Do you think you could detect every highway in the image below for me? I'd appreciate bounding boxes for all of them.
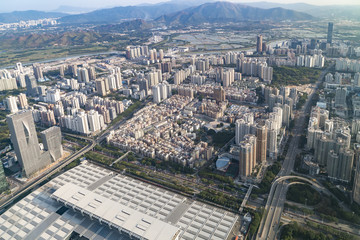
[256,64,333,240]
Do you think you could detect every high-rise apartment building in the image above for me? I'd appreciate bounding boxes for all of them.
[4,96,18,113]
[239,142,252,177]
[33,64,43,80]
[235,119,251,145]
[25,75,38,97]
[16,62,24,74]
[18,93,28,109]
[161,62,172,73]
[88,110,101,133]
[256,124,267,163]
[59,65,65,77]
[327,148,354,182]
[239,134,257,177]
[88,66,96,80]
[152,85,161,103]
[335,87,347,108]
[213,87,226,102]
[96,79,109,97]
[77,68,90,83]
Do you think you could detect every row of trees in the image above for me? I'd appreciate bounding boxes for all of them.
[196,189,241,210]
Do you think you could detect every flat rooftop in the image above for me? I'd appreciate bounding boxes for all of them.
[0,161,239,240]
[52,183,180,240]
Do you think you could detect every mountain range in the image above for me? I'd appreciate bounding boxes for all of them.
[242,1,360,20]
[59,3,193,24]
[155,2,313,26]
[1,1,359,26]
[59,1,313,25]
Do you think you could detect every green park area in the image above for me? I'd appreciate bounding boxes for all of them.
[272,66,322,87]
[286,184,321,206]
[280,222,356,240]
[285,181,360,225]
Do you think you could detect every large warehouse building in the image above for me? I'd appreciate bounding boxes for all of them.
[0,162,239,240]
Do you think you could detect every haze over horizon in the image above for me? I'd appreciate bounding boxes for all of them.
[1,0,360,13]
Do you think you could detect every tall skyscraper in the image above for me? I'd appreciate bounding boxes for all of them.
[256,124,267,163]
[327,22,333,44]
[256,35,263,53]
[7,111,52,177]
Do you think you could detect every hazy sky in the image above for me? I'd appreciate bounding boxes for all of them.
[1,0,360,12]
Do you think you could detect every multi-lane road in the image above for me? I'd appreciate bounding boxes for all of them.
[257,64,333,240]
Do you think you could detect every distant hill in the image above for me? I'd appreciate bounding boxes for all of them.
[155,2,314,26]
[0,10,67,23]
[59,3,193,24]
[94,19,153,33]
[242,1,360,20]
[0,31,112,49]
[242,2,316,12]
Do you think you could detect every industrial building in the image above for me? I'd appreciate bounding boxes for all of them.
[0,162,239,240]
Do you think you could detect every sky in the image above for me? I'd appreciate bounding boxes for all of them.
[1,0,360,13]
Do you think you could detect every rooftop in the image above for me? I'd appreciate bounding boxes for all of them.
[0,161,239,240]
[52,183,180,240]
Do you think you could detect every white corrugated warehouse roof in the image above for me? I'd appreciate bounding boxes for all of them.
[52,183,180,240]
[0,162,239,240]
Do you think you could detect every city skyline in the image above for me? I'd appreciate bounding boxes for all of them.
[0,0,360,237]
[1,0,360,13]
